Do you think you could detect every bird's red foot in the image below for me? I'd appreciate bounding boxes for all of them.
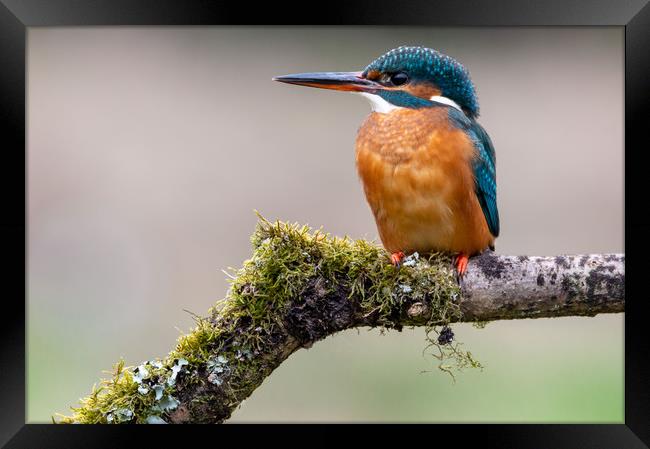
[454,252,470,278]
[390,251,405,267]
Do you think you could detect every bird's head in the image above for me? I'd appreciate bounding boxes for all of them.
[273,46,479,118]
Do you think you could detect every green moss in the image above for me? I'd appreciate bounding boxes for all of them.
[226,215,462,330]
[58,215,482,423]
[170,316,224,365]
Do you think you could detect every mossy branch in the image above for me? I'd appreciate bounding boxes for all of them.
[59,216,624,424]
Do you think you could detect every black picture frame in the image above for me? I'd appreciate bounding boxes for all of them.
[2,0,648,447]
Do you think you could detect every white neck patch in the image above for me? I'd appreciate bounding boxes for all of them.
[429,95,463,112]
[356,92,403,114]
[356,92,464,114]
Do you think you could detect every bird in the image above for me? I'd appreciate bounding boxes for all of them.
[273,46,499,277]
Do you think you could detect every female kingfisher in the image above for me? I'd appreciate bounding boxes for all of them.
[273,46,499,276]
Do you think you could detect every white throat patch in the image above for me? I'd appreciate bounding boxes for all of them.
[356,92,403,114]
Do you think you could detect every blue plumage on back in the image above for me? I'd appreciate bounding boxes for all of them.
[469,122,499,238]
[448,108,499,238]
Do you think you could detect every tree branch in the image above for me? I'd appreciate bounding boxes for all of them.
[460,252,624,320]
[60,218,624,424]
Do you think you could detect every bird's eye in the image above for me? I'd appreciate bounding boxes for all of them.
[389,72,409,86]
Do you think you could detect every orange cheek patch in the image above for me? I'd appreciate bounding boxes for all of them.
[402,82,441,100]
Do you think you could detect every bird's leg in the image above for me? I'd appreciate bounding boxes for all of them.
[453,252,470,279]
[390,251,406,268]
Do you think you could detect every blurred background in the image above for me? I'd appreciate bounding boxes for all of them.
[27,26,624,423]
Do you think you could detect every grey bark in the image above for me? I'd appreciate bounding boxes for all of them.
[459,252,625,320]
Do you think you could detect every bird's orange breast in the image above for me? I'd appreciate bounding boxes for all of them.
[355,107,494,255]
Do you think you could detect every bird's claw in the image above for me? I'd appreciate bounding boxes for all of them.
[453,253,469,282]
[390,251,405,268]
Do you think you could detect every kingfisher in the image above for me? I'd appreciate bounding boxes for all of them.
[273,46,499,276]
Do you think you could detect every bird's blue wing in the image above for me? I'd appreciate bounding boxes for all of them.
[468,121,500,238]
[447,107,500,238]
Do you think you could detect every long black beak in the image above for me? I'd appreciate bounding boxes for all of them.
[272,71,381,92]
